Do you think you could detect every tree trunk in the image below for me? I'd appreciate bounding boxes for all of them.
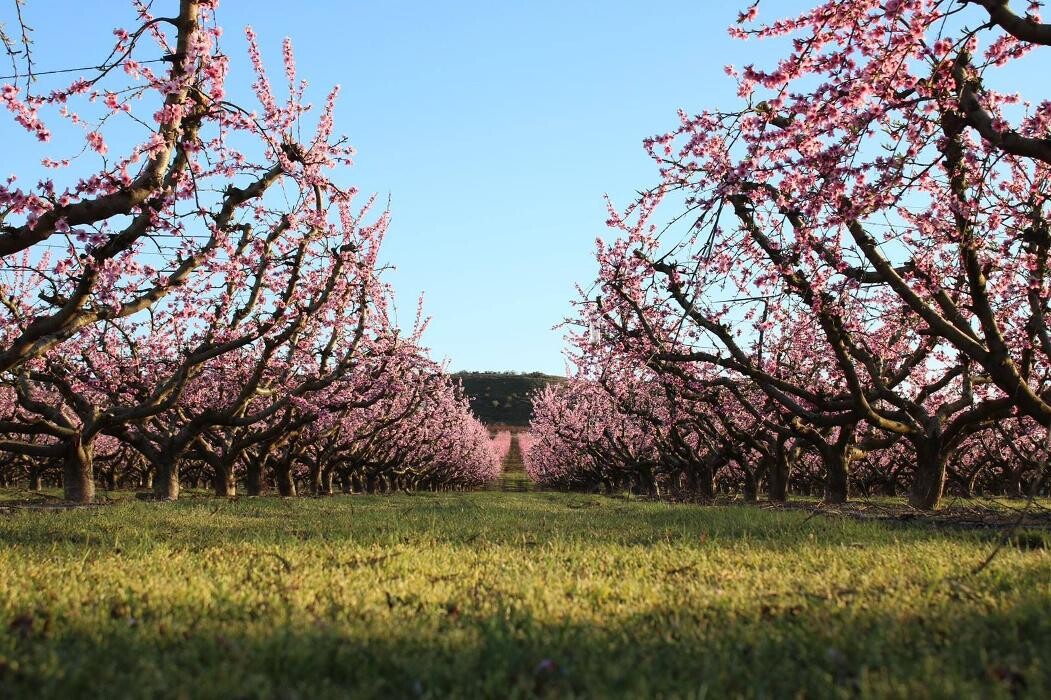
[29,471,42,491]
[742,470,758,503]
[908,438,946,510]
[322,469,335,496]
[768,447,790,503]
[245,461,263,496]
[62,437,95,504]
[1005,468,1023,499]
[695,461,715,500]
[153,456,180,501]
[309,461,323,496]
[823,452,850,505]
[276,463,296,497]
[212,461,237,498]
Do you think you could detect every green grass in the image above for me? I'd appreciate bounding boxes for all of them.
[0,491,1048,699]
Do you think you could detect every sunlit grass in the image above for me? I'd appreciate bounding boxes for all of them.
[0,491,1048,698]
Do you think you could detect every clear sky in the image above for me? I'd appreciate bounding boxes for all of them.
[2,1,808,375]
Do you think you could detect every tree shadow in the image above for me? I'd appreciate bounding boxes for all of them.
[1,493,1048,697]
[1,593,1046,699]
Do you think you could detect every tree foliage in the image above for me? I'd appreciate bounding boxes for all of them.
[0,0,498,501]
[526,0,1051,509]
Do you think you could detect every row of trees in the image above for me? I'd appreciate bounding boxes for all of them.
[0,0,498,501]
[525,0,1051,509]
[525,373,1046,502]
[490,430,512,465]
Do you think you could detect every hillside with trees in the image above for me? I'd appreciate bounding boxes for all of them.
[455,372,564,426]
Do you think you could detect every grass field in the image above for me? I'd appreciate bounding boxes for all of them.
[0,490,1048,699]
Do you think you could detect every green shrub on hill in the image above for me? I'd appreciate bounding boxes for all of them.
[455,372,564,426]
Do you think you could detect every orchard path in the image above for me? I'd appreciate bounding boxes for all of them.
[490,432,533,493]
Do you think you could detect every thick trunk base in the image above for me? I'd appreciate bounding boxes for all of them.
[276,468,296,497]
[153,462,180,501]
[63,441,95,504]
[908,442,946,511]
[213,468,237,498]
[246,463,263,496]
[768,466,788,503]
[823,456,850,505]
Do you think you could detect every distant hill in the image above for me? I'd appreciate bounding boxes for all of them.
[455,371,565,427]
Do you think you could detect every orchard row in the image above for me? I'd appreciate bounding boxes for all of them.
[524,0,1051,509]
[0,1,501,502]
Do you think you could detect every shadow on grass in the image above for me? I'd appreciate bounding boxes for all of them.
[1,493,1049,697]
[1,594,1047,699]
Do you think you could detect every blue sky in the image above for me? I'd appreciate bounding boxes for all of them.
[2,1,805,374]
